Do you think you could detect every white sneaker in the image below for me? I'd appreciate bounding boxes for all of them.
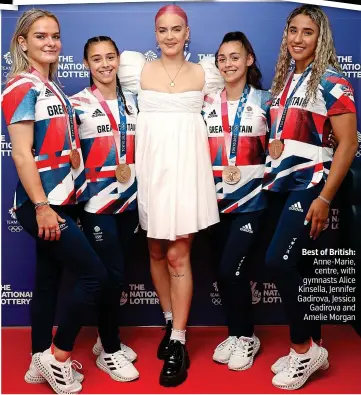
[228,335,260,371]
[272,343,328,390]
[271,354,329,374]
[25,357,48,384]
[96,350,139,382]
[92,337,137,362]
[33,352,82,394]
[213,336,238,364]
[25,350,84,384]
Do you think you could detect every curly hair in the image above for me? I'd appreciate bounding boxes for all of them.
[271,4,342,105]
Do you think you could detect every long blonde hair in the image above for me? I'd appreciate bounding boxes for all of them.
[271,5,342,104]
[8,9,60,81]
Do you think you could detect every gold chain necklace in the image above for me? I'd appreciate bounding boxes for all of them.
[160,59,185,87]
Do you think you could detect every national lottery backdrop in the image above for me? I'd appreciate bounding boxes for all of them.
[1,1,361,327]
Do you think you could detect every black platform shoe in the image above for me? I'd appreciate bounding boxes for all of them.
[159,340,190,387]
[157,320,172,360]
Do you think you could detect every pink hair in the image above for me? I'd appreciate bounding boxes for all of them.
[155,5,188,25]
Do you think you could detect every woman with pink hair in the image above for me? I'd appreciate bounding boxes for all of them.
[118,4,223,387]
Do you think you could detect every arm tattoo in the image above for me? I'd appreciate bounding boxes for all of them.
[171,272,185,278]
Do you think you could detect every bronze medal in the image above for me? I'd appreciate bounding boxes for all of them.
[115,164,131,183]
[69,149,81,169]
[269,140,284,160]
[222,166,241,185]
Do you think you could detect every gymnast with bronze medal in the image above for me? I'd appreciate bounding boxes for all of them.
[0,9,116,394]
[263,5,358,390]
[71,36,139,383]
[202,31,271,372]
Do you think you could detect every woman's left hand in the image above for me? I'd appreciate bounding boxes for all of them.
[328,132,338,150]
[305,198,330,240]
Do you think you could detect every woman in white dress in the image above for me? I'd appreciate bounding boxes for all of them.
[118,4,222,387]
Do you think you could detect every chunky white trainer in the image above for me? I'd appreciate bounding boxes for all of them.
[25,358,47,384]
[96,350,139,382]
[212,336,238,364]
[228,335,260,371]
[272,343,328,390]
[271,354,329,374]
[25,350,84,384]
[33,352,82,394]
[92,337,137,362]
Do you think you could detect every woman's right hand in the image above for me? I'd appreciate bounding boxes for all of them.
[35,206,66,241]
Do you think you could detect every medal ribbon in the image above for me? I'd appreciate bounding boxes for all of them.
[90,85,127,165]
[275,63,312,140]
[30,67,77,151]
[220,84,250,166]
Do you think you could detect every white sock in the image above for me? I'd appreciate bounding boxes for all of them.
[163,311,173,324]
[170,328,186,344]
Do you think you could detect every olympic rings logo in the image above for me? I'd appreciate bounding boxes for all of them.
[212,298,222,306]
[8,226,23,232]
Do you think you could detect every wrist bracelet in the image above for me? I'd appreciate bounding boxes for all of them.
[34,201,50,210]
[317,195,331,205]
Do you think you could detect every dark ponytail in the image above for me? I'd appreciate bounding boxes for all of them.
[215,31,263,90]
[84,36,131,115]
[116,75,131,115]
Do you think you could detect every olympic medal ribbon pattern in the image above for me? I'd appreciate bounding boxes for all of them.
[30,67,81,169]
[89,85,130,183]
[270,63,312,160]
[220,85,250,185]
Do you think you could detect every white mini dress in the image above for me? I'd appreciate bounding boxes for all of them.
[118,51,223,240]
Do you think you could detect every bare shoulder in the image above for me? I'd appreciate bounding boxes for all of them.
[141,59,161,77]
[188,61,205,76]
[143,59,161,70]
[185,61,205,85]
